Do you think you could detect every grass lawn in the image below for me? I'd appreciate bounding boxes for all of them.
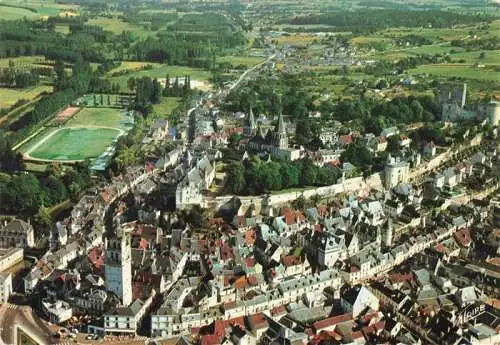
[54,24,70,35]
[449,50,500,65]
[28,127,122,161]
[109,65,212,92]
[410,64,500,81]
[67,107,132,129]
[0,85,52,109]
[106,61,162,75]
[87,16,154,38]
[217,55,265,67]
[0,5,39,20]
[153,97,181,118]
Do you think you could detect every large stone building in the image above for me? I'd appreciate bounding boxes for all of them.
[384,155,410,189]
[105,235,133,307]
[0,219,35,248]
[246,113,302,160]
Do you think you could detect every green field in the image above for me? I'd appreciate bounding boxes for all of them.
[0,5,39,20]
[109,65,212,92]
[106,61,162,75]
[0,85,53,109]
[218,56,265,67]
[87,16,153,38]
[28,127,121,161]
[67,107,130,128]
[153,97,181,118]
[21,107,133,162]
[410,64,500,81]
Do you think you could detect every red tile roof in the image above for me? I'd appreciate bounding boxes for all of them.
[453,228,472,247]
[200,334,223,345]
[281,255,301,267]
[247,313,269,330]
[340,134,352,146]
[313,313,353,332]
[88,247,104,270]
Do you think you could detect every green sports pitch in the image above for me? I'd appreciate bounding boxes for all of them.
[21,106,133,163]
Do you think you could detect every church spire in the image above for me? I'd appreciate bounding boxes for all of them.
[249,107,255,129]
[278,112,286,134]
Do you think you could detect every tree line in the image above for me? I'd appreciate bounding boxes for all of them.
[225,157,341,195]
[282,10,492,35]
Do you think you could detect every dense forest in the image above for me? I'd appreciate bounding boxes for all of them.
[281,10,492,34]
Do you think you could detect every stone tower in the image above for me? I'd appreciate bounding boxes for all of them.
[105,234,132,306]
[277,112,288,149]
[244,107,256,136]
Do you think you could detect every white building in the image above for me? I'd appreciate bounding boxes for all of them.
[105,292,154,335]
[42,299,72,324]
[0,273,12,303]
[105,235,132,307]
[0,248,23,272]
[385,155,410,189]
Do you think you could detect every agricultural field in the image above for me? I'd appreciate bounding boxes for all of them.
[109,65,212,92]
[106,61,162,75]
[0,5,39,20]
[275,33,320,47]
[0,1,79,20]
[20,107,134,162]
[409,64,500,81]
[217,56,266,68]
[0,85,52,110]
[87,16,154,38]
[0,56,49,68]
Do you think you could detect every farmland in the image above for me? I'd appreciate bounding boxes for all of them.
[109,65,212,92]
[0,85,53,110]
[409,64,500,81]
[0,5,39,20]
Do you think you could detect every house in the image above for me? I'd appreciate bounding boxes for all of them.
[443,168,458,188]
[423,142,437,157]
[151,119,169,141]
[340,286,379,318]
[0,219,35,248]
[74,289,108,314]
[398,135,411,148]
[381,127,399,138]
[105,292,155,335]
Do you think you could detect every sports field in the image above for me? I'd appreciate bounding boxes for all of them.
[27,127,122,161]
[21,107,133,162]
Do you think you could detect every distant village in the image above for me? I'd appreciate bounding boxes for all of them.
[0,57,499,345]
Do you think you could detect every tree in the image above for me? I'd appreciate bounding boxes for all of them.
[479,52,486,59]
[280,163,300,188]
[226,162,246,194]
[300,159,317,186]
[127,77,136,93]
[45,175,68,204]
[5,174,43,214]
[151,78,161,104]
[37,205,53,229]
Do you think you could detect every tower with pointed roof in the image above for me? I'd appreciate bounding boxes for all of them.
[244,107,256,136]
[277,112,288,149]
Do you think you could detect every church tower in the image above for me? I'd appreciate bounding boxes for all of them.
[244,107,256,136]
[277,112,288,149]
[105,234,132,306]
